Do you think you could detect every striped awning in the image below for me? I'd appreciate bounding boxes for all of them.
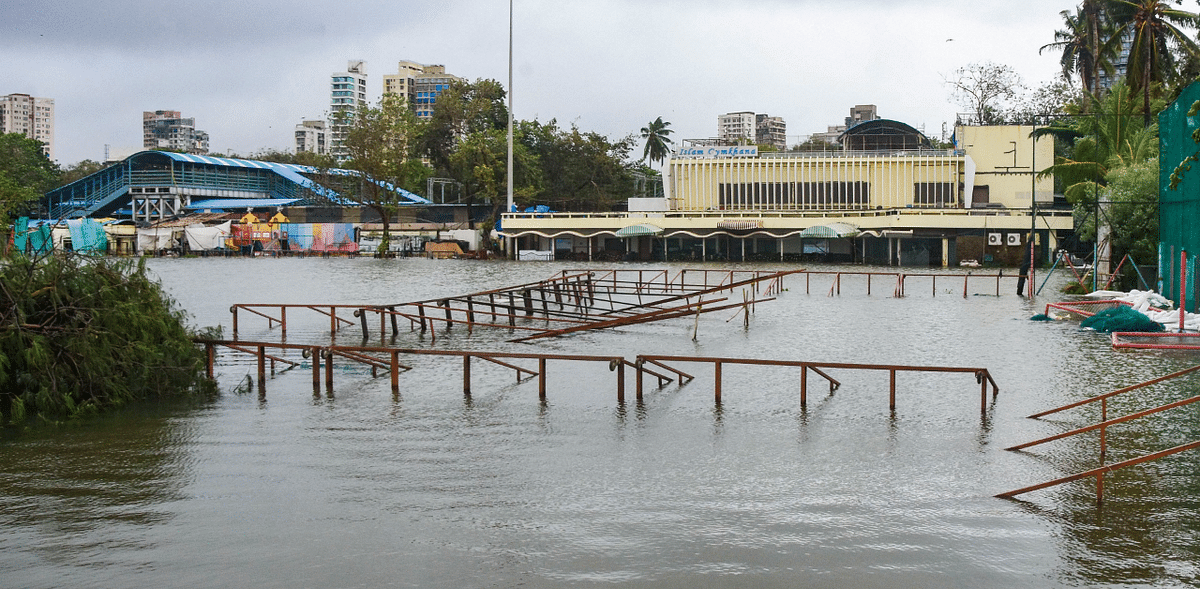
[615,223,663,237]
[799,222,860,238]
[716,220,762,230]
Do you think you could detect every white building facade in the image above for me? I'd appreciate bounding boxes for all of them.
[330,60,368,159]
[294,119,328,155]
[718,111,787,150]
[1,93,55,160]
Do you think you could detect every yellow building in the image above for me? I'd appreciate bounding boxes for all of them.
[502,122,1071,266]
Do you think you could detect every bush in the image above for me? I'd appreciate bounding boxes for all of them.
[0,253,215,424]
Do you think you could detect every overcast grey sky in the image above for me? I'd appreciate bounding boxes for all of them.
[3,0,1074,165]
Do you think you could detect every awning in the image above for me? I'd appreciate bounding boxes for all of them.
[716,220,762,230]
[615,223,663,237]
[799,222,860,239]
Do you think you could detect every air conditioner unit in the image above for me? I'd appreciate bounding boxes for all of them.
[988,233,1002,246]
[1007,233,1022,246]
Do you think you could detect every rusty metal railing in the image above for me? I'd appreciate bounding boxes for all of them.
[199,339,675,403]
[228,269,795,344]
[633,355,998,413]
[198,341,997,415]
[999,363,1200,503]
[798,270,1022,298]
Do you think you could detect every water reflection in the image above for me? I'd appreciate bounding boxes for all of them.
[0,402,197,585]
[2,259,1199,587]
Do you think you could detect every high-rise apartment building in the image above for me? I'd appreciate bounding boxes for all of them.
[0,93,55,160]
[295,119,328,155]
[382,61,462,119]
[329,60,368,159]
[755,114,787,150]
[143,110,209,154]
[718,111,787,149]
[718,112,755,144]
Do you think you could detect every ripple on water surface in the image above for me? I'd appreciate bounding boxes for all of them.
[1,260,1198,588]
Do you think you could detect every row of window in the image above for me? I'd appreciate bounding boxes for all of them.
[718,182,871,208]
[715,182,959,208]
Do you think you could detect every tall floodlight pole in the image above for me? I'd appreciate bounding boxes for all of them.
[1029,121,1037,298]
[506,0,514,227]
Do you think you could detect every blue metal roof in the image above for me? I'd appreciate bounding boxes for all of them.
[149,151,432,205]
[44,150,435,220]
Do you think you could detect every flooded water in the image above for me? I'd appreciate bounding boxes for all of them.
[4,258,1200,588]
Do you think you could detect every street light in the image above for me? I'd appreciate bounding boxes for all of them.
[506,0,514,215]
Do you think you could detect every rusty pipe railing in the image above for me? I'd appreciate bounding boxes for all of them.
[1000,364,1200,503]
[634,355,997,413]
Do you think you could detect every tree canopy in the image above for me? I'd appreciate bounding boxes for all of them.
[0,133,58,224]
[946,62,1025,124]
[341,93,432,251]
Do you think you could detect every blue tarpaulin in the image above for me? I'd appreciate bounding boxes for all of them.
[13,217,53,254]
[67,219,108,253]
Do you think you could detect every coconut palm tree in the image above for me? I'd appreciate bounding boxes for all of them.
[1109,0,1200,124]
[1040,2,1117,107]
[640,117,674,167]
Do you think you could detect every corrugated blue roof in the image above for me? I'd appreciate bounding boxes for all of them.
[149,151,432,205]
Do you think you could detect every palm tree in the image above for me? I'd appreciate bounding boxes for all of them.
[1110,0,1200,124]
[1040,2,1117,107]
[640,117,674,167]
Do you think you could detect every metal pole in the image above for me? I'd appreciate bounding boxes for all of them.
[800,365,807,408]
[714,360,722,404]
[538,358,547,400]
[205,343,214,378]
[1030,121,1037,297]
[312,347,321,390]
[257,345,266,383]
[463,355,472,394]
[889,369,896,411]
[1181,249,1187,332]
[506,0,514,215]
[391,351,400,394]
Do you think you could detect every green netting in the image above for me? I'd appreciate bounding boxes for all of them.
[1080,305,1165,333]
[1159,81,1200,310]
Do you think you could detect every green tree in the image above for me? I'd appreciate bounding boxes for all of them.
[420,79,509,177]
[1104,158,1159,264]
[0,254,215,424]
[1037,81,1158,202]
[522,120,635,212]
[0,133,58,223]
[1110,0,1200,124]
[1006,78,1084,124]
[58,159,107,187]
[639,117,674,167]
[445,125,539,245]
[341,94,432,253]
